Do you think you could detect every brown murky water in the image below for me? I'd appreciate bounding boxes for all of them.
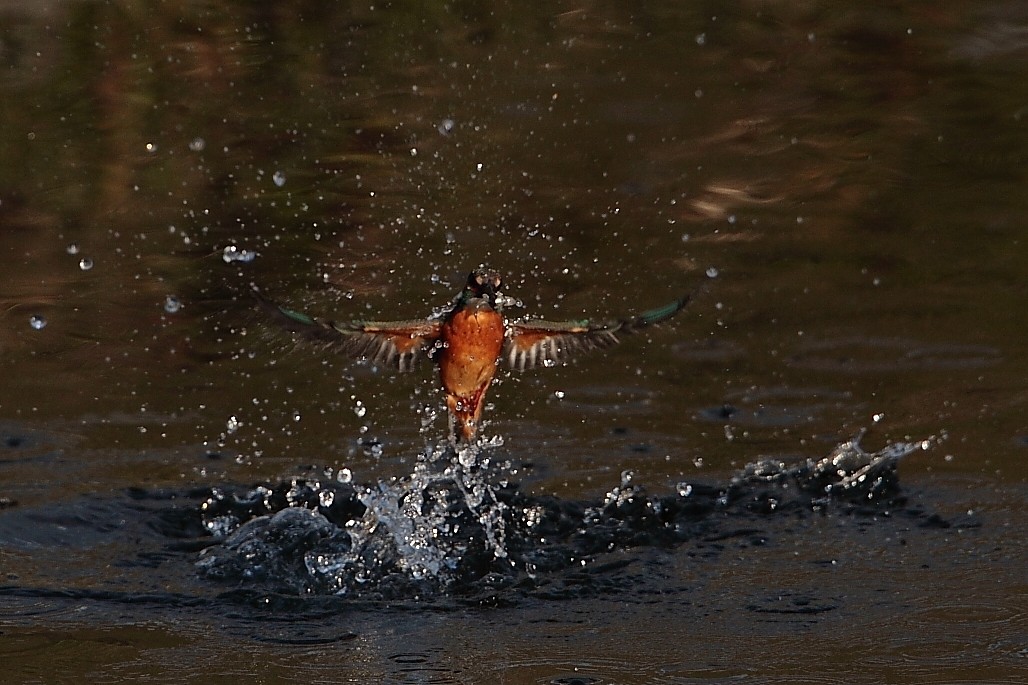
[1,2,1026,683]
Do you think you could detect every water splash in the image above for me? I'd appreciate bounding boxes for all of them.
[196,430,935,600]
[198,439,516,597]
[733,428,940,508]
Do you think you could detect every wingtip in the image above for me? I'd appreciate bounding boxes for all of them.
[251,286,319,328]
[636,293,691,327]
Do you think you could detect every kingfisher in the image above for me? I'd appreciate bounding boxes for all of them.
[254,269,689,443]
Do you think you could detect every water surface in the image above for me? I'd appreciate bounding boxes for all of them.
[1,1,1026,683]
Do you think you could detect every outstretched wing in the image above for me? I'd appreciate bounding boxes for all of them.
[253,288,441,371]
[504,294,690,371]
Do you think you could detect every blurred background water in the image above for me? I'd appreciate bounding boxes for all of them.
[1,1,1025,683]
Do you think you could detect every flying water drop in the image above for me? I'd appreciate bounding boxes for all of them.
[29,314,47,330]
[222,245,257,264]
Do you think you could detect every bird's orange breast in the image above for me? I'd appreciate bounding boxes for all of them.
[437,307,505,397]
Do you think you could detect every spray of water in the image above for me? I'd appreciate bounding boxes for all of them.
[197,427,938,599]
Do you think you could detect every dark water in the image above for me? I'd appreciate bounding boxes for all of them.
[2,1,1026,683]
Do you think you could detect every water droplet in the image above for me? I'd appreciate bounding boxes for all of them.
[553,390,565,399]
[706,267,719,278]
[360,438,383,458]
[272,170,286,187]
[354,401,367,418]
[189,137,206,152]
[226,416,240,433]
[222,245,257,264]
[145,142,157,153]
[79,257,94,271]
[677,482,693,497]
[29,314,47,330]
[695,33,706,46]
[336,468,352,484]
[164,295,182,314]
[457,444,477,468]
[438,118,455,135]
[66,243,80,255]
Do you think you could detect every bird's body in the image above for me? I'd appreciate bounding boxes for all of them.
[437,297,506,441]
[255,269,689,443]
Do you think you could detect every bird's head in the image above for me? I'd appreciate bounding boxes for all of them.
[462,268,506,308]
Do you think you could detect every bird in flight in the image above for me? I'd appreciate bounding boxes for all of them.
[255,269,689,443]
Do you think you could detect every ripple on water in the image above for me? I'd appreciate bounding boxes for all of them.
[908,601,1024,626]
[696,384,853,428]
[786,336,1001,373]
[0,421,74,459]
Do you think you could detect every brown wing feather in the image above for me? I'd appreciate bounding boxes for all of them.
[504,294,690,371]
[253,288,441,371]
